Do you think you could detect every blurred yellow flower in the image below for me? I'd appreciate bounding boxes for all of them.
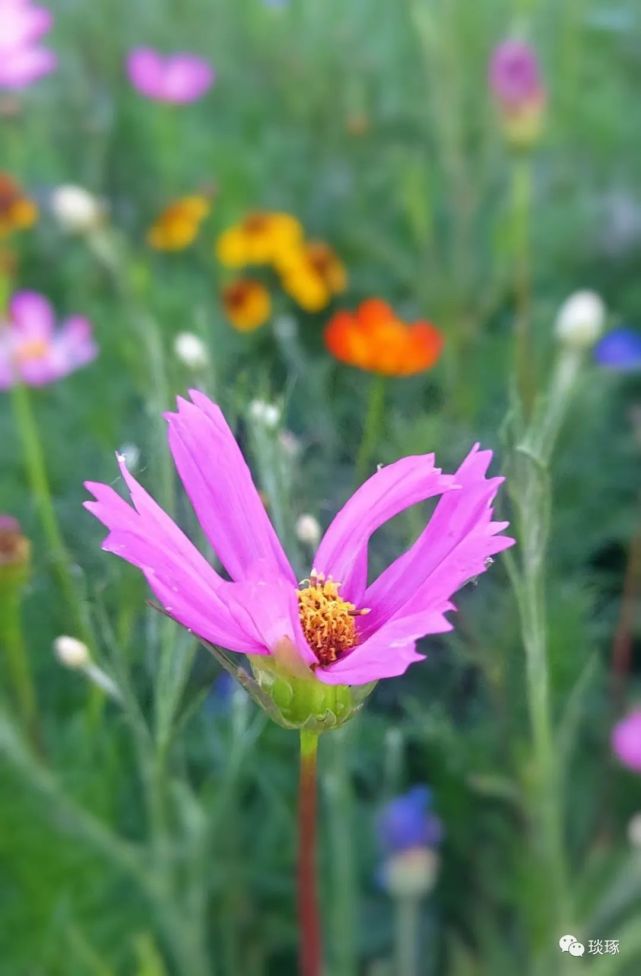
[0,173,38,239]
[216,212,303,267]
[147,195,210,251]
[277,240,347,312]
[222,278,271,331]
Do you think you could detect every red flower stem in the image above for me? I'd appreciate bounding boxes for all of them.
[298,729,322,976]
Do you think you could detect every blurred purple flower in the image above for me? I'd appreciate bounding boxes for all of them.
[0,0,57,90]
[595,327,641,372]
[612,710,641,773]
[126,48,214,104]
[0,291,97,389]
[488,39,544,109]
[377,786,443,855]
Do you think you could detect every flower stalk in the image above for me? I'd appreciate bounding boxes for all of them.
[298,729,322,976]
[356,374,386,478]
[10,381,96,656]
[511,157,534,415]
[505,344,586,945]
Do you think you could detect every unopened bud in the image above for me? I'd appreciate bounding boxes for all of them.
[51,185,106,234]
[296,514,321,547]
[555,290,606,348]
[248,398,281,429]
[54,635,90,669]
[118,442,140,471]
[382,847,439,899]
[174,332,209,370]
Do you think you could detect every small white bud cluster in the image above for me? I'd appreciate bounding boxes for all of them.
[50,184,106,234]
[555,290,606,349]
[173,332,210,370]
[248,398,281,430]
[296,514,321,547]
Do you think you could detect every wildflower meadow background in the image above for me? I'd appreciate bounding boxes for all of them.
[2,0,641,974]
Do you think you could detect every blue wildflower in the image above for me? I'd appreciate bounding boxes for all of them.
[377,786,443,855]
[595,327,641,371]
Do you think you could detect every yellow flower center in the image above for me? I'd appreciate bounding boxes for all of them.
[16,338,49,363]
[297,571,369,668]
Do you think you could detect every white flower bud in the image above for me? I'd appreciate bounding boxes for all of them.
[296,514,321,547]
[248,398,281,429]
[628,812,641,849]
[382,848,439,899]
[118,443,140,471]
[50,184,106,234]
[555,290,606,348]
[173,332,209,370]
[54,635,90,669]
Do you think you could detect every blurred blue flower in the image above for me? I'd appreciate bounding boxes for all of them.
[595,327,641,371]
[377,786,443,855]
[204,671,240,715]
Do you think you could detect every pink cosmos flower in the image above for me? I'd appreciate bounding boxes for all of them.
[0,0,57,90]
[488,39,544,110]
[0,291,97,388]
[612,710,641,773]
[126,47,214,104]
[85,393,512,686]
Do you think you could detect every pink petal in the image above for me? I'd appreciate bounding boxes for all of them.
[53,315,98,374]
[126,48,213,103]
[9,291,54,341]
[84,458,264,654]
[165,391,295,584]
[224,574,317,669]
[163,54,214,102]
[126,48,164,99]
[313,455,457,603]
[363,445,514,632]
[0,44,56,88]
[0,2,51,50]
[316,608,453,686]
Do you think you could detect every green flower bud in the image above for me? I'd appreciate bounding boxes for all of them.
[250,653,374,732]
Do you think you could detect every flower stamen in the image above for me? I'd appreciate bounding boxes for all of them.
[297,570,369,668]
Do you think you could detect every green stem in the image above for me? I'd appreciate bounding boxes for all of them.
[10,382,97,656]
[298,729,322,976]
[511,157,535,416]
[356,375,387,479]
[394,896,421,976]
[326,727,357,976]
[0,588,38,742]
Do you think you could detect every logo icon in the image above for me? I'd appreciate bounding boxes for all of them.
[559,934,585,956]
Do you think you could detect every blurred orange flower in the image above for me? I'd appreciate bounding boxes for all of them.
[0,173,38,239]
[325,299,444,377]
[147,195,210,251]
[216,212,302,267]
[222,278,271,332]
[277,241,347,312]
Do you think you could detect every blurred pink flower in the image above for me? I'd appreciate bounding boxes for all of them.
[488,39,544,109]
[0,0,57,90]
[0,291,97,388]
[85,392,513,686]
[126,47,214,104]
[612,710,641,773]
